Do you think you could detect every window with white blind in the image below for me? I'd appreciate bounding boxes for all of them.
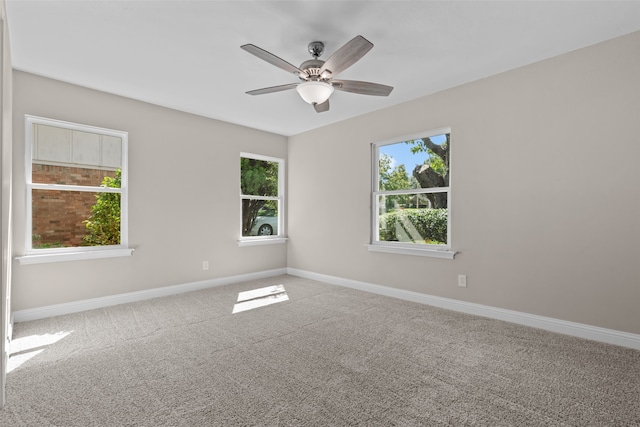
[18,115,132,264]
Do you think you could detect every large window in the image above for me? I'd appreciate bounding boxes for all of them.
[239,153,284,244]
[370,128,454,258]
[20,115,131,263]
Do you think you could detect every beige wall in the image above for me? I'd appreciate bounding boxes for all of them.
[12,71,288,311]
[9,31,640,336]
[288,31,640,334]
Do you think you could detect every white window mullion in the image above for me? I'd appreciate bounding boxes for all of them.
[377,187,450,197]
[30,183,123,193]
[240,195,279,202]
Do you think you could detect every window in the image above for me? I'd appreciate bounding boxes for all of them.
[239,153,285,245]
[370,128,455,259]
[19,115,131,264]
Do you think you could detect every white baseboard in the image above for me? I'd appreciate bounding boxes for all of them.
[12,268,287,323]
[13,267,640,350]
[287,268,640,351]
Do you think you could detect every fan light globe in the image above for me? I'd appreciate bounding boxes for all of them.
[296,81,334,104]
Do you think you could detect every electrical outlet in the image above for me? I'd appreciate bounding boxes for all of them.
[202,261,209,271]
[458,274,467,288]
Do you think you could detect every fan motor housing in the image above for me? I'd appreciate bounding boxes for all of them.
[299,59,325,80]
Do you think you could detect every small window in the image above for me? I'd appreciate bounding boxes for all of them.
[372,128,452,254]
[240,153,284,241]
[23,115,130,261]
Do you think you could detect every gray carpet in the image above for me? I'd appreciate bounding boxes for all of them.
[1,275,639,426]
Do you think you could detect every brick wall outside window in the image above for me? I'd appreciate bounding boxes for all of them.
[32,164,117,248]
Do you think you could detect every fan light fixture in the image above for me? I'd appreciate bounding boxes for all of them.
[296,81,334,104]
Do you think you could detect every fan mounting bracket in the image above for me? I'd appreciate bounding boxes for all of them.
[308,41,324,59]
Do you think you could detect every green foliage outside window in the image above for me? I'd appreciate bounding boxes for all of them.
[379,208,447,244]
[379,154,415,209]
[83,169,121,246]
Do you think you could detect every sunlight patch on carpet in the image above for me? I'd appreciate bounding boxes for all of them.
[8,331,72,373]
[232,284,289,314]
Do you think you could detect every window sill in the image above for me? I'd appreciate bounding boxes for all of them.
[237,237,288,247]
[367,244,456,259]
[16,248,134,265]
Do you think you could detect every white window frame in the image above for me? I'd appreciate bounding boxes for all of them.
[368,128,456,259]
[238,152,286,246]
[16,115,132,265]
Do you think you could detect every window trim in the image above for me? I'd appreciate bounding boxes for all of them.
[238,152,285,245]
[18,115,131,264]
[370,127,456,259]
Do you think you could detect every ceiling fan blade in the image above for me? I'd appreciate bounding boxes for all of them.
[246,83,298,96]
[319,35,373,77]
[332,79,393,96]
[241,44,305,76]
[313,99,330,113]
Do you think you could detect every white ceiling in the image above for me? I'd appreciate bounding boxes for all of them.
[6,1,640,136]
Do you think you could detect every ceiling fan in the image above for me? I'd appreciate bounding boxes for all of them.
[241,35,393,113]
